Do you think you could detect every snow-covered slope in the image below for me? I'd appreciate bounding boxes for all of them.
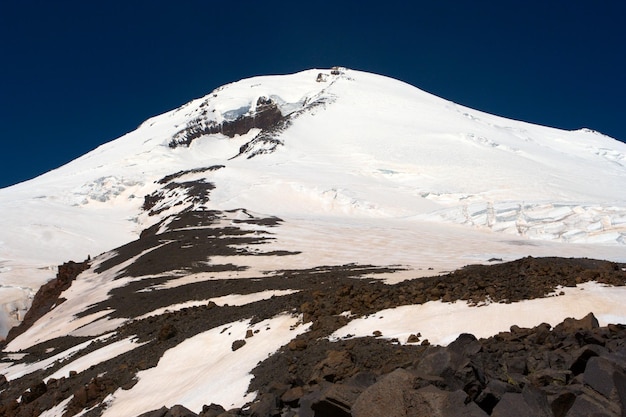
[1,68,626,417]
[1,68,625,336]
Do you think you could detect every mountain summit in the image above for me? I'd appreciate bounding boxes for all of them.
[0,69,625,416]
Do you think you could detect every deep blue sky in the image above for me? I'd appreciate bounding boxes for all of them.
[1,1,625,188]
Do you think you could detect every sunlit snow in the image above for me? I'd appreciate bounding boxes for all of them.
[0,67,625,416]
[44,336,145,383]
[100,314,309,417]
[1,333,115,381]
[330,282,626,346]
[1,69,625,336]
[134,289,299,320]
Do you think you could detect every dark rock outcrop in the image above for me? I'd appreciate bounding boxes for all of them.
[168,97,283,149]
[140,314,626,417]
[4,260,89,344]
[244,313,625,417]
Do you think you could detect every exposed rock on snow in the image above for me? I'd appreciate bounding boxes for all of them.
[0,246,624,416]
[1,68,626,340]
[5,261,89,344]
[122,314,626,417]
[168,96,284,149]
[1,68,626,416]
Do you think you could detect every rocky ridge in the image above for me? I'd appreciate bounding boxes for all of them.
[167,68,343,158]
[140,312,626,417]
[0,254,624,417]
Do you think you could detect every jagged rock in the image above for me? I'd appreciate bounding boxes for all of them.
[168,96,283,149]
[602,349,626,373]
[491,393,532,417]
[413,335,481,392]
[139,405,199,417]
[167,404,199,417]
[475,379,517,414]
[73,385,89,408]
[348,371,378,389]
[503,352,528,375]
[448,333,482,357]
[316,73,328,82]
[351,368,415,417]
[583,356,619,399]
[568,344,606,375]
[565,393,620,417]
[412,386,489,417]
[311,379,369,417]
[266,381,290,398]
[491,386,551,417]
[549,392,576,417]
[21,380,47,404]
[281,386,306,406]
[407,333,421,343]
[310,350,355,383]
[415,346,453,377]
[199,403,226,417]
[215,408,241,417]
[232,339,246,351]
[1,256,625,417]
[298,387,325,417]
[528,322,552,344]
[287,338,307,351]
[137,406,169,417]
[529,368,571,386]
[0,400,19,417]
[458,403,492,417]
[247,393,279,417]
[553,313,599,333]
[614,370,626,416]
[61,375,120,414]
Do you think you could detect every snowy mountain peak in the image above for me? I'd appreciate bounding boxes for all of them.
[165,68,344,155]
[1,68,626,417]
[1,68,625,336]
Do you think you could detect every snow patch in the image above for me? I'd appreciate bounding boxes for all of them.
[134,289,299,320]
[2,333,115,381]
[101,313,309,417]
[44,336,145,382]
[330,282,626,346]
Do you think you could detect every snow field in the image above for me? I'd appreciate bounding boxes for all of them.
[330,282,626,346]
[1,68,626,340]
[197,216,626,284]
[1,333,115,381]
[100,314,310,417]
[134,289,299,320]
[44,336,146,383]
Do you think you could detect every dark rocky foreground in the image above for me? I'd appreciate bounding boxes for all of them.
[139,313,626,417]
[0,254,624,417]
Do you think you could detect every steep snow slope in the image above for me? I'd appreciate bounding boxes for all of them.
[0,68,625,336]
